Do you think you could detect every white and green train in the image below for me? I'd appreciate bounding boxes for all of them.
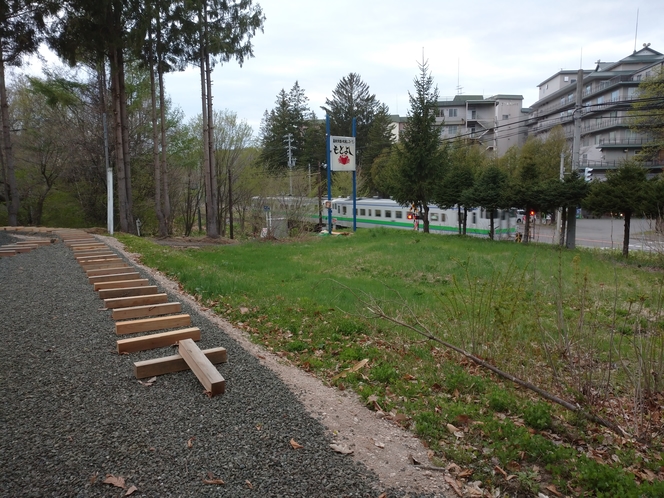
[324,197,518,238]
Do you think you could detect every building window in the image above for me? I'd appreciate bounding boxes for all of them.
[395,211,402,219]
[567,93,574,103]
[597,95,604,104]
[560,97,565,106]
[611,90,619,102]
[448,125,458,135]
[448,108,457,117]
[502,114,509,120]
[385,210,391,218]
[585,84,592,94]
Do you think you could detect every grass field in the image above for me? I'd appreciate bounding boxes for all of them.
[118,229,664,497]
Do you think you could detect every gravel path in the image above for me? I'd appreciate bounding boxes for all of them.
[0,231,443,498]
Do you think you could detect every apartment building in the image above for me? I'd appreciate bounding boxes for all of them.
[436,94,529,155]
[527,46,664,178]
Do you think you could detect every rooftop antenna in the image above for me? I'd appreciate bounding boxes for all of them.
[456,58,463,95]
[633,8,639,53]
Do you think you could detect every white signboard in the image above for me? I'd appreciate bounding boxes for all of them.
[330,136,356,171]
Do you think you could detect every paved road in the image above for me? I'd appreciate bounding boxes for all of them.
[525,218,664,252]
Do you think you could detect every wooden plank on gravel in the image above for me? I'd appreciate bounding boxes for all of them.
[76,253,115,261]
[116,314,191,335]
[86,266,131,277]
[117,327,200,354]
[79,256,121,264]
[75,250,114,257]
[134,347,227,379]
[80,260,123,269]
[93,278,149,291]
[178,339,226,395]
[16,240,52,246]
[0,250,16,257]
[98,285,158,299]
[112,302,182,321]
[103,293,168,309]
[88,272,140,284]
[2,246,34,253]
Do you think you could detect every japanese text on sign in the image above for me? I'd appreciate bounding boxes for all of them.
[329,136,356,171]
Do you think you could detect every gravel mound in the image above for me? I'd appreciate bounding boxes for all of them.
[0,233,415,497]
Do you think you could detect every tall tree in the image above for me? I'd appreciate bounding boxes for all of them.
[0,0,57,225]
[389,59,446,233]
[48,0,144,233]
[322,73,393,193]
[434,139,482,235]
[179,0,264,238]
[583,161,652,257]
[259,83,310,172]
[463,165,509,240]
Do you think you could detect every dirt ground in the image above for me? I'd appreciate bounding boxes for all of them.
[101,235,464,498]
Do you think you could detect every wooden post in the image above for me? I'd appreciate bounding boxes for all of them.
[178,338,226,395]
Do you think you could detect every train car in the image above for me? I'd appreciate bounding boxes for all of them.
[324,197,517,239]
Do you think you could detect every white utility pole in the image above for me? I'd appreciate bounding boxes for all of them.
[284,133,296,196]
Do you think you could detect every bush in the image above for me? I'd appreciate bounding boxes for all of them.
[523,401,552,430]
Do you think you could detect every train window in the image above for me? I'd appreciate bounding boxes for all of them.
[385,210,391,218]
[360,209,366,216]
[472,212,477,224]
[342,206,347,215]
[441,213,446,222]
[368,209,372,216]
[375,210,381,217]
[395,211,402,219]
[430,213,438,221]
[355,209,358,215]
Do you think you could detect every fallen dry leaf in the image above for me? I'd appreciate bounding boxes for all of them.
[545,484,563,497]
[331,358,369,380]
[458,468,473,478]
[103,475,126,489]
[125,485,138,496]
[494,465,508,478]
[329,443,353,454]
[245,480,253,489]
[203,478,225,485]
[409,454,422,465]
[187,437,195,448]
[240,307,249,314]
[290,438,303,449]
[444,475,463,497]
[138,376,157,387]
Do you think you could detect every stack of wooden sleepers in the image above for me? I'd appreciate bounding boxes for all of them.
[57,229,227,396]
[0,226,56,257]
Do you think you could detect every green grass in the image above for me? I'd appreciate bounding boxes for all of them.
[118,228,664,497]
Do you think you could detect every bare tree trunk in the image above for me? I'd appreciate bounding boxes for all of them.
[200,54,217,237]
[158,67,171,233]
[156,17,171,233]
[422,204,429,233]
[623,211,631,258]
[489,209,495,240]
[118,48,134,233]
[205,46,218,236]
[111,49,129,233]
[0,50,19,226]
[148,42,167,237]
[523,208,531,244]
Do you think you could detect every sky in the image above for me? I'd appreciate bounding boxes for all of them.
[28,0,664,135]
